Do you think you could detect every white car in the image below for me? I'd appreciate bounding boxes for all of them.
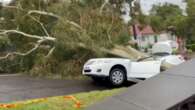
[82,41,185,86]
[83,58,162,86]
[152,41,185,65]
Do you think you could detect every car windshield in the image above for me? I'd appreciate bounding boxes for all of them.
[153,52,171,57]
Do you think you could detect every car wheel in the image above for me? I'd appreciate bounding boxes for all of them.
[109,68,126,86]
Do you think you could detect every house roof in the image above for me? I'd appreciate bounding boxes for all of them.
[131,24,155,36]
[140,25,155,35]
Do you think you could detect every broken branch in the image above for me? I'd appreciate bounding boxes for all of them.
[0,39,45,60]
[0,30,56,41]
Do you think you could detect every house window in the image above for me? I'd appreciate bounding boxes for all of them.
[154,35,158,43]
[141,36,146,41]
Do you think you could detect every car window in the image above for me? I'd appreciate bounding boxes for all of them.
[153,52,171,57]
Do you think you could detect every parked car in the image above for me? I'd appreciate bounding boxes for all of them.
[82,41,185,86]
[151,41,185,66]
[83,58,161,86]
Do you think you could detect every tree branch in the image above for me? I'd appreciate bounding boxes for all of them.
[0,30,56,41]
[0,39,45,60]
[100,0,109,14]
[28,10,60,19]
[0,5,87,60]
[27,10,83,29]
[2,5,83,30]
[46,47,55,58]
[0,29,56,60]
[28,15,50,37]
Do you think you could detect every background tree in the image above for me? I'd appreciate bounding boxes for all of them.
[149,3,183,33]
[186,0,195,42]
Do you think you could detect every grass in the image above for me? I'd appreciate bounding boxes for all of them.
[0,88,124,110]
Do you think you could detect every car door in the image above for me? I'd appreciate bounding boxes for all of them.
[128,61,161,79]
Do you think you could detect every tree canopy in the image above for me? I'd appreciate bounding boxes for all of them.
[186,0,195,41]
[149,3,183,33]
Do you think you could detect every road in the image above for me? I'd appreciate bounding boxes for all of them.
[0,74,133,103]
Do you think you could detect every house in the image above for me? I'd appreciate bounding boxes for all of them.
[131,24,177,50]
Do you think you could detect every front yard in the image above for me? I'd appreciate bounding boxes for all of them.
[0,89,124,110]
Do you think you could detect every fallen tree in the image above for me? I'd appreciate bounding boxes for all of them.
[0,0,143,76]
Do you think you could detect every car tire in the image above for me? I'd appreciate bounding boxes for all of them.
[109,68,126,86]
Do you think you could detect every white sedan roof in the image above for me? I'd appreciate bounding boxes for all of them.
[152,41,178,54]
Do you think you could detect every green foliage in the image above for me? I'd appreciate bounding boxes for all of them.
[0,36,11,51]
[80,0,104,7]
[0,54,35,73]
[186,0,195,41]
[149,3,183,33]
[30,49,98,77]
[149,16,164,32]
[50,2,128,48]
[147,1,195,42]
[151,3,182,19]
[186,44,195,52]
[116,32,130,45]
[174,16,189,37]
[0,0,130,77]
[16,0,48,10]
[187,49,193,54]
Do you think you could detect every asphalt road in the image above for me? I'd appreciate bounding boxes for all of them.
[0,74,118,103]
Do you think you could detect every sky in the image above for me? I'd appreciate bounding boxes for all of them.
[140,0,187,15]
[0,0,187,14]
[0,0,12,5]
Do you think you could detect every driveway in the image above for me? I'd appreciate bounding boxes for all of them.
[0,74,111,103]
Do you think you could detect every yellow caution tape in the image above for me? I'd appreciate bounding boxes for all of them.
[0,96,82,109]
[64,95,83,109]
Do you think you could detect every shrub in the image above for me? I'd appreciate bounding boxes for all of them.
[187,49,193,54]
[0,36,12,52]
[116,34,130,45]
[0,54,36,73]
[29,48,99,78]
[187,44,195,52]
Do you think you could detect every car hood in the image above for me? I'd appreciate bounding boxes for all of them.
[88,58,130,62]
[85,58,131,65]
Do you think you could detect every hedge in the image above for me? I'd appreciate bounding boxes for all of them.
[186,44,195,52]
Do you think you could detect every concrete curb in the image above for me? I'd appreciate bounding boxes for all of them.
[0,73,22,77]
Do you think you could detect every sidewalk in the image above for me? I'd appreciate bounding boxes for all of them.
[87,59,195,110]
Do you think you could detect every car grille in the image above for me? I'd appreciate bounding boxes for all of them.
[84,69,91,73]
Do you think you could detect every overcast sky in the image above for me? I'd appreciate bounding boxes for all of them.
[0,0,187,15]
[0,0,12,5]
[140,0,187,15]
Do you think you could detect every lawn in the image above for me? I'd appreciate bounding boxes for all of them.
[0,88,124,110]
